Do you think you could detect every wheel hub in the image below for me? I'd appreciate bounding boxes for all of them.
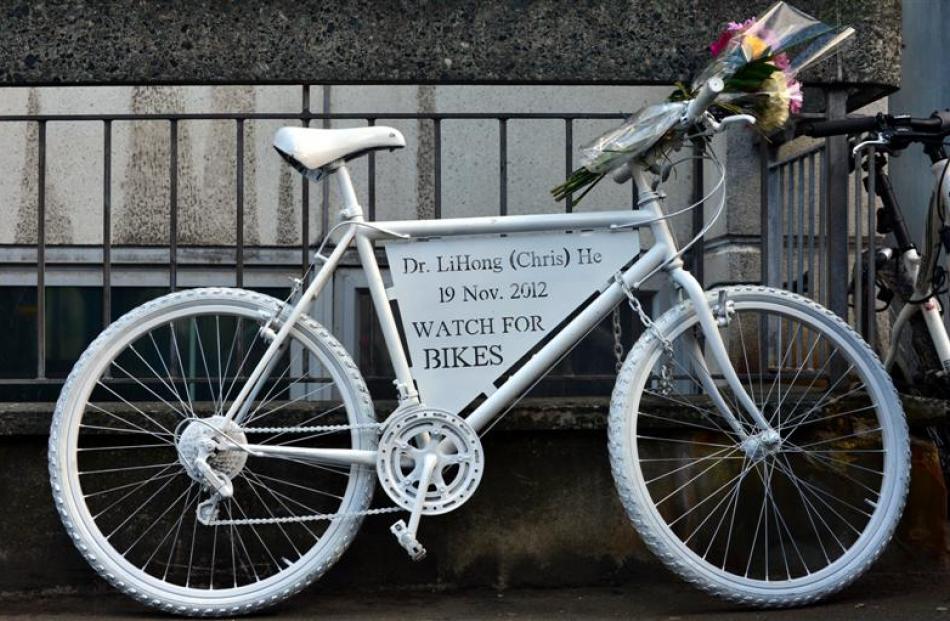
[740,428,782,461]
[176,415,248,483]
[376,408,484,515]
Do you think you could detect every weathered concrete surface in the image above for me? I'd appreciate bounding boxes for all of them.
[4,575,950,620]
[1,399,948,595]
[0,1,899,92]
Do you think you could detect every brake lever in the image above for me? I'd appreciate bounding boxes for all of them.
[852,138,889,157]
[703,112,757,133]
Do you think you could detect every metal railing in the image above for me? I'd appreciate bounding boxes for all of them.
[2,85,705,395]
[762,97,881,350]
[2,84,905,399]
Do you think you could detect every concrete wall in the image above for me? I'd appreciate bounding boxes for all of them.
[0,1,901,91]
[889,0,950,247]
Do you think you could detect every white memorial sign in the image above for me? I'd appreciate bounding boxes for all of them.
[384,228,639,413]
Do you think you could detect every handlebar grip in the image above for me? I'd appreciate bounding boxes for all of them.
[800,115,880,137]
[928,110,950,134]
[612,164,633,184]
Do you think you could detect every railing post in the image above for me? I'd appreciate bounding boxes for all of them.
[564,118,573,213]
[303,84,312,278]
[169,119,178,293]
[36,120,46,379]
[368,117,377,221]
[690,138,705,285]
[760,140,781,288]
[824,89,850,321]
[235,118,245,288]
[866,156,877,348]
[433,118,442,219]
[499,117,508,217]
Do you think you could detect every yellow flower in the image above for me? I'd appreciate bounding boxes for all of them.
[741,35,768,61]
[758,70,791,132]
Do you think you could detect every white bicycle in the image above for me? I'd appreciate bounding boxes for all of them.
[49,78,909,615]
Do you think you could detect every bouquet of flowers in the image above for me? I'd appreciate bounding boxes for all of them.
[551,1,854,202]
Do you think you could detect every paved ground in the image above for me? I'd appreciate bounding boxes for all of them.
[1,571,948,619]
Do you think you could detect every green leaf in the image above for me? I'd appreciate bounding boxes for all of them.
[551,167,605,203]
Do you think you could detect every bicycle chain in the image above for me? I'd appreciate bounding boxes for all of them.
[242,422,383,434]
[204,505,401,526]
[204,421,400,526]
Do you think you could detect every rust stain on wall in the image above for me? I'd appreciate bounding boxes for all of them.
[275,166,298,245]
[179,87,260,245]
[115,86,200,245]
[14,88,72,244]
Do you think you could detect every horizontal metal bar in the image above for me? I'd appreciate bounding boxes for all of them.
[0,244,368,266]
[0,112,629,123]
[1,267,323,288]
[364,209,652,240]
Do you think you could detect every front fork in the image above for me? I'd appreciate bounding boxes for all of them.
[670,269,776,443]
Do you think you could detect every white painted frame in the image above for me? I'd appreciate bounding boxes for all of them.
[219,160,771,465]
[884,156,950,374]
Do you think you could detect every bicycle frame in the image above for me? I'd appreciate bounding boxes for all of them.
[224,159,773,467]
[883,156,950,374]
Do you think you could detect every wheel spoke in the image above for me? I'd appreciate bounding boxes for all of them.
[60,298,370,601]
[192,317,220,414]
[147,331,193,417]
[624,296,901,592]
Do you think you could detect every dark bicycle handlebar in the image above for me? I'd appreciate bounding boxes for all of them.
[800,111,950,139]
[800,115,881,137]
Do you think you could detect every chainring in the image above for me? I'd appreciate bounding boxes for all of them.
[376,407,484,515]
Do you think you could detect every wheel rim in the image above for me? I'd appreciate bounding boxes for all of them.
[625,298,901,591]
[59,297,372,600]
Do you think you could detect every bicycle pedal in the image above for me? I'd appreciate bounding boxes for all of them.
[390,520,426,561]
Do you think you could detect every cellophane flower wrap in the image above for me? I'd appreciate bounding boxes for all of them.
[552,1,854,202]
[579,102,687,175]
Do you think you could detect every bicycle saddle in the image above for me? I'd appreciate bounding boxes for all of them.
[274,126,406,172]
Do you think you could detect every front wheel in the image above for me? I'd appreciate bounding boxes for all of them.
[609,286,909,607]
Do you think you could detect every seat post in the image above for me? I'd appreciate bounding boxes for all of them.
[332,163,364,220]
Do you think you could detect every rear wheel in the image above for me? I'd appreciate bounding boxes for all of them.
[49,288,376,616]
[609,286,909,606]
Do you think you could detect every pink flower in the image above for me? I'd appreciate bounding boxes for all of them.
[772,52,790,70]
[709,31,734,56]
[709,18,755,57]
[787,78,803,114]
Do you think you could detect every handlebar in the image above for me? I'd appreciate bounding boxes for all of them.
[800,115,881,137]
[612,163,634,185]
[611,77,726,185]
[800,111,950,138]
[683,77,725,126]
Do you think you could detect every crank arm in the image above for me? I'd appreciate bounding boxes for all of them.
[391,452,438,561]
[242,443,377,467]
